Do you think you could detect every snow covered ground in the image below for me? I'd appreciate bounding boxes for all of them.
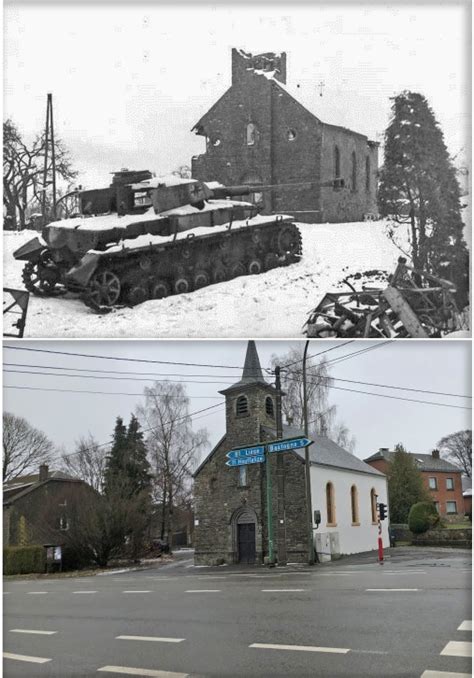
[4,221,413,338]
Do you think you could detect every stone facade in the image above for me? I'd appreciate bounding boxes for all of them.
[192,48,378,223]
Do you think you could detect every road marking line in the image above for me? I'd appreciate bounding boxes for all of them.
[185,589,221,593]
[384,572,426,575]
[3,652,51,664]
[319,573,351,577]
[261,589,305,592]
[123,590,152,594]
[10,629,57,635]
[27,591,48,595]
[458,620,472,631]
[97,666,188,677]
[440,641,472,657]
[250,643,349,654]
[116,636,185,643]
[73,590,97,594]
[3,591,10,594]
[366,588,419,592]
[421,671,472,677]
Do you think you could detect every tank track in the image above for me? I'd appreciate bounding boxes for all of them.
[80,220,302,313]
[21,253,64,298]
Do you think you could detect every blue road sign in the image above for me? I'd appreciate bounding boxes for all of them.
[226,445,265,460]
[226,455,265,467]
[267,437,313,454]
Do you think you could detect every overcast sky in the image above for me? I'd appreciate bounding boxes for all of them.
[3,339,471,468]
[4,1,470,188]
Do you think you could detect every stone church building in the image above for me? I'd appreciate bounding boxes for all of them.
[192,49,379,223]
[193,341,389,566]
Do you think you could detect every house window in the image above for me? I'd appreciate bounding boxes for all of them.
[239,465,248,487]
[246,123,257,146]
[446,477,454,490]
[446,501,458,514]
[334,146,340,179]
[428,477,438,490]
[434,502,440,513]
[365,156,370,192]
[351,151,357,192]
[326,482,336,525]
[59,516,69,531]
[236,395,249,416]
[265,396,275,418]
[350,485,359,525]
[370,488,377,523]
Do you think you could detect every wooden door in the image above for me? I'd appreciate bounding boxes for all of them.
[238,523,256,564]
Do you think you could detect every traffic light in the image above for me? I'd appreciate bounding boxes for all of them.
[378,503,387,521]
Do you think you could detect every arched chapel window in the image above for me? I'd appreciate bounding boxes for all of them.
[351,485,359,524]
[351,151,357,192]
[246,123,257,146]
[326,482,336,525]
[366,156,371,192]
[236,395,249,416]
[370,488,377,523]
[334,146,340,179]
[265,396,275,418]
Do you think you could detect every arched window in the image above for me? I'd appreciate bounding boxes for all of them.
[370,488,377,523]
[236,395,249,416]
[351,151,357,192]
[365,156,371,192]
[326,482,336,525]
[246,123,257,146]
[350,485,359,525]
[265,396,275,418]
[334,146,340,179]
[286,129,297,141]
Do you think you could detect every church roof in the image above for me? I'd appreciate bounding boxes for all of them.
[262,425,384,477]
[219,341,273,394]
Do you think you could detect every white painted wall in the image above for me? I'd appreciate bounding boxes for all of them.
[310,465,389,557]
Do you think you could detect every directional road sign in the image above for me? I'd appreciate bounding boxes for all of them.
[226,445,265,460]
[267,437,313,454]
[226,455,265,467]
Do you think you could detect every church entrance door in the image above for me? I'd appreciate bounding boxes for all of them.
[237,523,256,564]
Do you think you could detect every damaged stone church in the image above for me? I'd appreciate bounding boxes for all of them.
[193,341,389,566]
[192,49,379,223]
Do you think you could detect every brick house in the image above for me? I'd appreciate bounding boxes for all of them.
[3,465,96,548]
[193,341,389,565]
[191,48,379,223]
[364,448,464,518]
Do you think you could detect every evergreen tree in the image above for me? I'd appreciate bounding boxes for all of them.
[379,91,469,307]
[387,444,430,523]
[103,416,128,495]
[125,414,152,495]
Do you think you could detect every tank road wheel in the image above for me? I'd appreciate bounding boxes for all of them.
[275,225,302,257]
[212,265,227,284]
[247,258,263,275]
[230,261,246,279]
[127,284,149,307]
[193,270,210,290]
[264,252,279,271]
[151,279,170,299]
[84,270,121,311]
[22,256,61,297]
[174,276,191,295]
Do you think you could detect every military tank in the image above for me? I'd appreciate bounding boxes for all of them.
[13,170,302,312]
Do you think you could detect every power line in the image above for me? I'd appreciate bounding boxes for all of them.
[3,369,234,387]
[4,385,223,399]
[277,340,355,370]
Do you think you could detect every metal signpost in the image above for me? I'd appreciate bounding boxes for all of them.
[225,436,314,565]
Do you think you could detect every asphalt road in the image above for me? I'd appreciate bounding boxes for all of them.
[3,547,472,678]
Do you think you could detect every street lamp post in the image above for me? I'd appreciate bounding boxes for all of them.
[303,340,315,565]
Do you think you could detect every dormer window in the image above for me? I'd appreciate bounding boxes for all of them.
[265,396,275,418]
[246,123,257,146]
[236,395,249,416]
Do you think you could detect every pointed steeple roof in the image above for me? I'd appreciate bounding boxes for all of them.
[219,341,274,394]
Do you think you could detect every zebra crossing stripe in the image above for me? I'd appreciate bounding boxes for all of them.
[440,641,472,658]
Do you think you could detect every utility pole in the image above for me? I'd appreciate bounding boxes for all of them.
[275,366,287,565]
[303,341,315,565]
[42,93,57,223]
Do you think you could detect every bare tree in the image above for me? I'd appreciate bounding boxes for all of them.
[3,412,55,481]
[60,434,107,493]
[136,382,208,543]
[437,429,472,478]
[3,118,77,229]
[270,348,356,453]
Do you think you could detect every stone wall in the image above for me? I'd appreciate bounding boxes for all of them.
[411,528,472,549]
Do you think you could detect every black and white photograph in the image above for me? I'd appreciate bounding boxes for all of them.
[3,1,470,338]
[2,1,472,678]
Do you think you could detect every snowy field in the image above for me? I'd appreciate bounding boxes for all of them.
[4,221,409,338]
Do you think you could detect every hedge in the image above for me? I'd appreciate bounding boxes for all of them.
[408,502,440,534]
[3,545,45,575]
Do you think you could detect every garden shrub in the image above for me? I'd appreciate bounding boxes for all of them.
[408,502,440,534]
[3,545,45,575]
